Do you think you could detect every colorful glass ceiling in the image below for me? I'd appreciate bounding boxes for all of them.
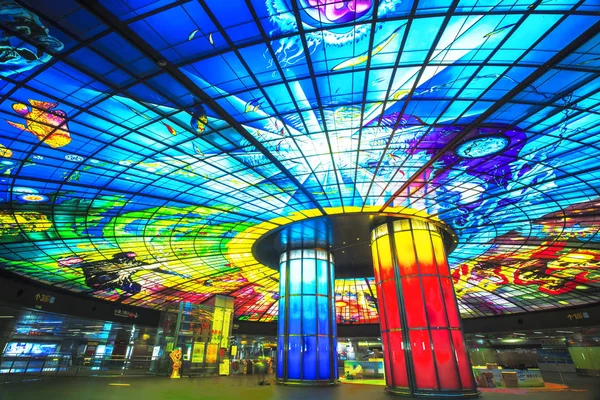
[0,0,599,322]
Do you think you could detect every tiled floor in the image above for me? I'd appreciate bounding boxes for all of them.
[0,374,598,400]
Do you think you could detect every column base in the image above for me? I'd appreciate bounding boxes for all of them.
[276,378,339,387]
[385,387,481,398]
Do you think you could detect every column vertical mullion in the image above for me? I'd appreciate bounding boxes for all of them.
[374,230,398,391]
[428,227,462,390]
[407,219,442,392]
[284,248,290,382]
[386,219,418,394]
[315,253,320,382]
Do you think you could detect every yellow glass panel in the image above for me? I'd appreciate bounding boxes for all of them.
[393,230,417,275]
[432,234,450,277]
[372,236,380,282]
[376,236,395,281]
[413,230,436,275]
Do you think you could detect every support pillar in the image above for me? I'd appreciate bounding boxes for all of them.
[276,248,337,385]
[371,219,478,397]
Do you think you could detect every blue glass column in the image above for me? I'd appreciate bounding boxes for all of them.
[276,248,337,385]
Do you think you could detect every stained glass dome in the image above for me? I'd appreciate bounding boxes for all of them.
[0,0,599,323]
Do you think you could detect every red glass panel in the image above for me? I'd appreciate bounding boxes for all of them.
[376,282,388,332]
[451,330,475,389]
[393,231,418,275]
[376,236,395,281]
[382,279,401,330]
[389,331,409,388]
[431,330,460,389]
[409,330,437,389]
[413,230,437,275]
[401,277,427,328]
[440,278,461,328]
[422,276,447,328]
[382,332,393,387]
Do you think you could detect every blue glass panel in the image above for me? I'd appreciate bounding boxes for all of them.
[277,336,284,379]
[277,297,285,333]
[317,296,330,335]
[302,296,316,335]
[318,337,331,380]
[303,336,317,380]
[333,339,339,379]
[289,296,302,335]
[288,336,302,380]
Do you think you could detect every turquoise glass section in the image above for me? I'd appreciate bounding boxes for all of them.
[280,260,286,296]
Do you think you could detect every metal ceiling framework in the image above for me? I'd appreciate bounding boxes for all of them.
[0,0,598,322]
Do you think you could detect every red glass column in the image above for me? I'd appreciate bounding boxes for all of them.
[371,219,478,397]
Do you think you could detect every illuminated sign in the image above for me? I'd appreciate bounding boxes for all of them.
[34,293,55,304]
[114,309,139,319]
[567,312,590,321]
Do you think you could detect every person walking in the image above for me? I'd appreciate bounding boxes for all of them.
[255,355,269,385]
